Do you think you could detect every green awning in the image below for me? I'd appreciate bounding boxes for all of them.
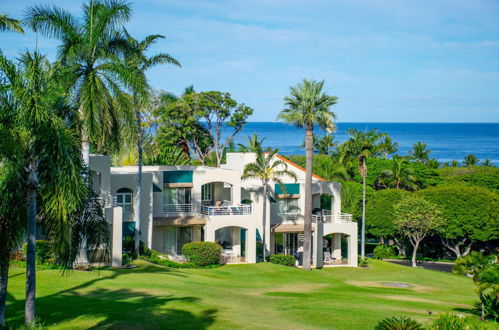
[163,170,193,183]
[123,222,136,236]
[256,229,262,242]
[275,183,300,195]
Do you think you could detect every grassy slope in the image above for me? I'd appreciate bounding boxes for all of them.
[5,260,491,329]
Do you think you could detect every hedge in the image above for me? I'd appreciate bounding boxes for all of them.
[182,242,221,266]
[22,240,53,264]
[269,254,295,267]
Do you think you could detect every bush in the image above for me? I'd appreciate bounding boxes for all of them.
[375,316,423,330]
[22,240,53,264]
[430,313,466,329]
[122,253,131,266]
[182,242,221,266]
[374,245,395,260]
[269,254,295,266]
[358,257,368,267]
[476,292,499,322]
[139,251,195,268]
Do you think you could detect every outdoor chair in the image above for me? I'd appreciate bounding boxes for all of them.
[324,251,333,265]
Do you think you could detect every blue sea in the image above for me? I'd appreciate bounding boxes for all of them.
[231,122,499,165]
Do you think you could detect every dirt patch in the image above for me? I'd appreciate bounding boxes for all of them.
[346,280,431,293]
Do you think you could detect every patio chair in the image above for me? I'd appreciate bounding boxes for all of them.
[324,251,333,265]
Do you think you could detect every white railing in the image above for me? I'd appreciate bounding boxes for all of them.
[163,204,192,213]
[312,213,353,223]
[276,213,300,221]
[201,204,252,216]
[93,195,117,208]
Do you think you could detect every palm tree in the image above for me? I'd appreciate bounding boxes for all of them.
[379,136,398,159]
[144,146,190,165]
[340,128,385,260]
[451,160,459,167]
[123,32,180,254]
[238,133,266,152]
[24,0,139,165]
[409,141,431,163]
[0,14,24,33]
[376,156,418,191]
[482,159,493,167]
[277,79,337,270]
[242,149,297,261]
[463,154,479,167]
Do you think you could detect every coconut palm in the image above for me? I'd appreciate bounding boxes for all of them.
[451,160,459,167]
[242,149,297,261]
[340,128,386,260]
[376,156,418,191]
[277,79,337,270]
[463,154,479,167]
[238,133,266,153]
[24,0,139,164]
[482,159,493,167]
[409,141,431,163]
[144,146,190,165]
[122,32,180,253]
[0,14,24,33]
[301,133,337,155]
[379,136,398,159]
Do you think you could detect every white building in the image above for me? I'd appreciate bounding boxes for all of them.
[89,152,358,267]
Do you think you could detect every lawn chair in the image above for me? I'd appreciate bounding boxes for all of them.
[324,251,333,265]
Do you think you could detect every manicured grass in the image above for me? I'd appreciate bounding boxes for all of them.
[5,260,493,329]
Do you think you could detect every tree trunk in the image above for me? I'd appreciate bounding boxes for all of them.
[440,237,473,259]
[134,108,142,254]
[303,124,314,270]
[393,236,406,258]
[0,264,8,328]
[77,107,90,266]
[361,158,366,260]
[25,188,37,325]
[262,184,267,262]
[411,240,420,267]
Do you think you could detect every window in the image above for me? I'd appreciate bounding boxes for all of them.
[117,188,133,213]
[201,183,212,201]
[163,187,191,205]
[277,198,299,214]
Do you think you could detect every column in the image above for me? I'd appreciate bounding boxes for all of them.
[312,223,323,268]
[112,207,123,268]
[332,233,342,260]
[246,227,257,263]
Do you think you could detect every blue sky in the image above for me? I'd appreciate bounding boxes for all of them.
[3,0,499,122]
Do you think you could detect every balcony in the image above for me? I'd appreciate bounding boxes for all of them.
[163,204,192,214]
[312,213,353,224]
[201,204,252,216]
[93,195,117,208]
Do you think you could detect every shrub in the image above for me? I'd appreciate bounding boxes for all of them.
[122,253,131,266]
[22,240,53,264]
[182,242,221,266]
[374,245,395,260]
[269,254,295,266]
[375,316,423,330]
[358,257,368,267]
[475,292,499,322]
[139,251,195,268]
[430,313,466,329]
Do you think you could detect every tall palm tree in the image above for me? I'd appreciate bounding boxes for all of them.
[379,136,398,159]
[238,133,266,152]
[0,14,24,33]
[24,0,139,165]
[123,32,180,254]
[463,154,479,167]
[277,79,337,270]
[409,141,431,163]
[340,128,385,260]
[482,159,493,167]
[376,156,417,191]
[242,149,297,261]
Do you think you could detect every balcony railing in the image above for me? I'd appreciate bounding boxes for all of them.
[201,204,252,216]
[312,213,353,223]
[163,204,192,213]
[93,195,117,208]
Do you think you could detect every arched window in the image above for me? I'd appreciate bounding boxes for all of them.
[117,188,133,213]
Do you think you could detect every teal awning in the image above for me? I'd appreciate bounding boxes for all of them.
[123,222,136,236]
[163,170,193,183]
[256,229,262,241]
[275,183,300,195]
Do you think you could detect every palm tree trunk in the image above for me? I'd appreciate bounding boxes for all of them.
[0,263,8,327]
[25,187,37,325]
[361,158,366,260]
[262,184,267,262]
[303,124,314,270]
[134,108,142,254]
[77,107,90,266]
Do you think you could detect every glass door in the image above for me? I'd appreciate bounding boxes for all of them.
[164,227,176,253]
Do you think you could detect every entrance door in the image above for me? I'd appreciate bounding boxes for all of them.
[164,227,176,253]
[177,227,192,253]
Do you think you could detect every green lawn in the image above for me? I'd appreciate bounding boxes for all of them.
[5,260,493,329]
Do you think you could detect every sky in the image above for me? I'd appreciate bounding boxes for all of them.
[2,0,499,122]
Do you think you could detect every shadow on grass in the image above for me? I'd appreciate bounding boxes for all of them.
[7,264,217,329]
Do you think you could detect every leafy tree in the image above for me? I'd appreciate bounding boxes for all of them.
[277,79,337,270]
[242,149,297,261]
[451,160,459,167]
[439,166,499,193]
[238,133,267,153]
[339,128,385,259]
[409,141,431,163]
[394,196,443,267]
[482,159,494,167]
[375,156,418,191]
[0,14,24,33]
[464,154,479,167]
[379,135,398,159]
[417,186,499,258]
[365,189,409,256]
[426,158,440,169]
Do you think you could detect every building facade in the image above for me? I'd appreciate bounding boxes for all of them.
[89,152,358,267]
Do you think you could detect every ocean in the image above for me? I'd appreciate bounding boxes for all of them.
[230,122,499,165]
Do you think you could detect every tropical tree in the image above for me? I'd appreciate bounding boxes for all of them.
[0,14,24,33]
[482,159,493,167]
[122,32,180,253]
[339,128,385,260]
[242,149,297,261]
[314,134,336,155]
[277,79,337,270]
[379,136,398,159]
[394,196,443,267]
[144,146,190,165]
[409,141,431,163]
[464,154,479,167]
[375,156,418,191]
[451,160,459,167]
[238,133,266,153]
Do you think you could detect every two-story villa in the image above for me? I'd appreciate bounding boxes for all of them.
[89,152,358,267]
